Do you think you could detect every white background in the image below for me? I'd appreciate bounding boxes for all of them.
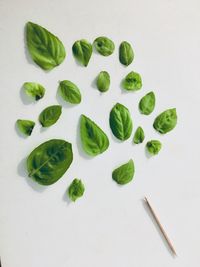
[0,0,200,266]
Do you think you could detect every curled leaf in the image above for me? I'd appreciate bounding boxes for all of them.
[72,39,92,66]
[119,41,134,66]
[23,82,45,101]
[133,126,145,144]
[96,71,110,92]
[94,36,115,56]
[68,179,85,202]
[146,140,162,155]
[16,119,35,136]
[122,71,142,91]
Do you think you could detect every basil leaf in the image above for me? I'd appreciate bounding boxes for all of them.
[146,140,162,155]
[72,39,92,66]
[109,103,133,141]
[16,119,35,136]
[59,80,82,104]
[122,71,142,91]
[26,22,66,70]
[139,91,156,115]
[93,37,115,56]
[39,105,62,127]
[68,179,85,202]
[153,108,177,134]
[27,139,73,185]
[133,126,145,144]
[96,71,110,92]
[119,41,134,66]
[112,159,135,185]
[80,114,109,156]
[23,82,45,101]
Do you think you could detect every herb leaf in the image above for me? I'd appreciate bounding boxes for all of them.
[96,71,110,92]
[59,80,82,104]
[72,39,92,66]
[153,108,177,134]
[109,103,133,141]
[26,22,66,70]
[68,179,85,202]
[122,71,142,91]
[146,140,162,155]
[39,105,62,127]
[16,119,35,136]
[133,126,145,144]
[80,114,109,156]
[112,159,135,185]
[23,82,45,101]
[93,37,115,56]
[139,91,156,115]
[119,41,134,66]
[27,139,73,185]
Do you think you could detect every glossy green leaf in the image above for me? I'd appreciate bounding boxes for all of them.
[133,126,145,144]
[59,80,82,104]
[139,91,155,115]
[26,22,66,70]
[23,82,45,100]
[68,179,85,202]
[112,159,135,185]
[119,41,134,66]
[16,119,35,136]
[27,139,73,185]
[146,140,162,155]
[72,39,92,66]
[93,37,115,56]
[39,105,62,127]
[80,114,109,156]
[96,71,110,92]
[122,71,142,91]
[153,108,177,134]
[109,103,133,141]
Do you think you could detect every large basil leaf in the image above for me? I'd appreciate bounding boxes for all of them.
[93,37,115,56]
[80,114,109,156]
[139,91,155,115]
[68,179,85,202]
[119,41,134,66]
[16,119,35,136]
[59,80,82,104]
[146,140,162,155]
[26,22,66,70]
[133,126,145,144]
[109,103,133,141]
[23,82,45,101]
[72,39,92,66]
[112,159,135,185]
[27,139,73,185]
[153,108,177,134]
[122,71,142,91]
[96,71,110,92]
[39,105,62,127]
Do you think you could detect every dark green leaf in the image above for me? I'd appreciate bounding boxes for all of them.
[39,105,62,127]
[122,71,142,91]
[96,71,110,92]
[93,37,115,56]
[112,159,135,185]
[133,126,145,144]
[72,39,92,66]
[139,91,155,115]
[68,179,85,202]
[119,41,134,66]
[59,80,82,104]
[23,82,45,100]
[146,140,162,155]
[16,119,35,136]
[153,108,177,134]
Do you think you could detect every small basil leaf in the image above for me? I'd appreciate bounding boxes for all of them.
[16,119,35,136]
[39,105,62,127]
[68,179,85,202]
[146,140,162,155]
[109,103,133,141]
[72,39,92,66]
[133,126,145,144]
[96,71,110,92]
[93,37,115,56]
[59,80,82,104]
[119,41,134,66]
[122,71,142,91]
[27,139,73,185]
[139,91,156,115]
[80,114,109,156]
[153,108,177,134]
[26,22,66,70]
[112,159,135,185]
[23,82,45,101]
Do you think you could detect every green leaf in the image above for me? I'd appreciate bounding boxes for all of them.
[80,114,109,156]
[26,22,66,70]
[133,126,145,144]
[119,41,134,66]
[23,82,45,100]
[96,71,110,92]
[146,140,162,155]
[153,108,177,134]
[122,71,142,91]
[139,91,155,115]
[27,139,73,185]
[112,159,135,185]
[93,37,115,56]
[16,119,35,136]
[39,105,62,127]
[109,103,133,141]
[72,39,92,66]
[58,80,82,104]
[68,179,85,202]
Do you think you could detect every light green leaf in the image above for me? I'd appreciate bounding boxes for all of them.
[59,80,82,104]
[16,119,35,136]
[112,159,135,185]
[139,91,155,115]
[96,71,110,92]
[122,71,142,91]
[133,126,145,144]
[93,37,115,56]
[68,179,85,202]
[119,41,134,66]
[72,39,92,66]
[153,108,177,134]
[39,105,62,127]
[23,82,45,100]
[146,140,162,155]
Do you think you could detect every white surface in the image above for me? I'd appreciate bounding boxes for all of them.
[0,0,200,266]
